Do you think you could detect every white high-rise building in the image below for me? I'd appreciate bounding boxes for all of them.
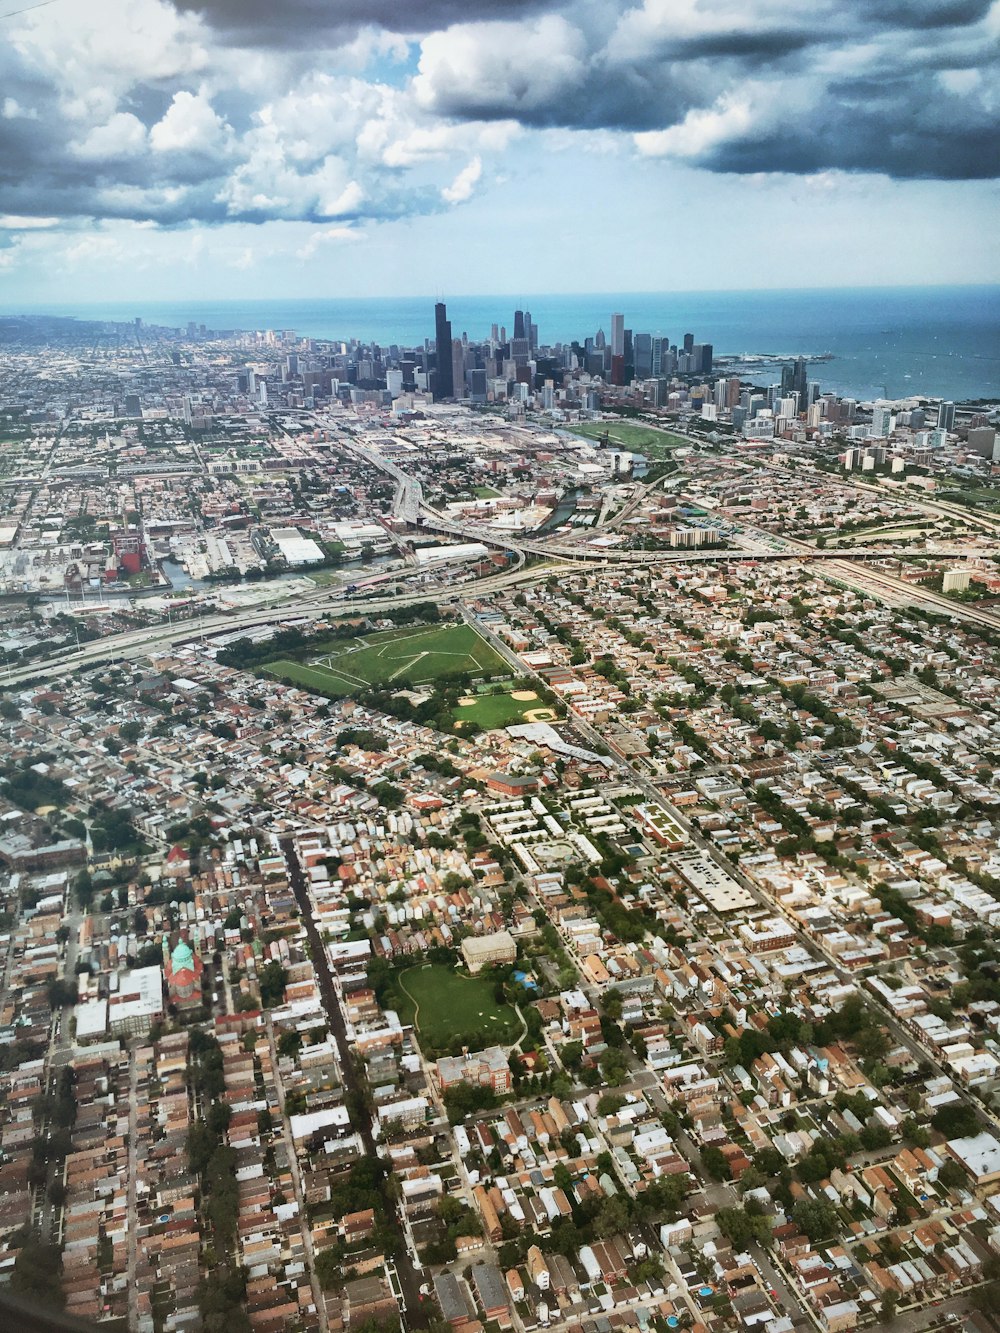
[611,312,625,358]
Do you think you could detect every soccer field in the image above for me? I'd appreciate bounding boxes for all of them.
[263,621,509,695]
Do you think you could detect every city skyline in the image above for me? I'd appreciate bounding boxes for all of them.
[0,0,998,302]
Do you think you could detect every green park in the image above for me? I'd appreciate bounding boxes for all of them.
[263,620,509,695]
[569,419,688,458]
[393,963,521,1053]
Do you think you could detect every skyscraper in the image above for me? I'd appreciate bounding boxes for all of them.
[434,302,453,400]
[611,313,625,358]
[511,308,530,365]
[938,401,956,432]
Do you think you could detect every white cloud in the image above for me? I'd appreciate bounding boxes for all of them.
[441,156,482,204]
[634,95,755,159]
[2,97,37,119]
[296,225,361,259]
[0,215,59,229]
[72,112,147,161]
[150,90,230,153]
[414,16,588,115]
[320,180,365,217]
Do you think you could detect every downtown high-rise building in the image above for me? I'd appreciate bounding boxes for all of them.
[611,312,625,358]
[434,302,453,399]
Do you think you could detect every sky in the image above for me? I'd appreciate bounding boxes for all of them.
[0,0,998,303]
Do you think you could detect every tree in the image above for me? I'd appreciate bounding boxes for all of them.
[931,1102,978,1140]
[879,1291,898,1324]
[258,960,288,1008]
[793,1197,837,1243]
[937,1158,967,1191]
[701,1146,732,1181]
[716,1206,771,1248]
[278,1029,302,1059]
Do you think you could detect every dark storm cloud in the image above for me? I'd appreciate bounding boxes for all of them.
[868,0,994,28]
[1,0,998,233]
[413,1,1000,180]
[173,0,560,46]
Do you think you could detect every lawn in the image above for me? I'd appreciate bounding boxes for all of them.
[569,420,688,458]
[454,688,555,731]
[263,621,509,695]
[396,964,520,1051]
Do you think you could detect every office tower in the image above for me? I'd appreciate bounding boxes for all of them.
[611,313,624,358]
[650,336,664,375]
[468,368,487,403]
[713,380,728,412]
[690,344,712,374]
[491,323,499,342]
[610,355,625,386]
[434,302,453,399]
[124,394,142,418]
[634,333,652,378]
[938,401,956,431]
[452,340,466,399]
[966,427,998,459]
[594,328,606,350]
[732,405,747,431]
[682,332,694,354]
[386,368,403,397]
[510,308,530,364]
[780,356,808,409]
[871,406,894,437]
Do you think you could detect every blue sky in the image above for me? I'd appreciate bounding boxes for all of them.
[0,0,997,301]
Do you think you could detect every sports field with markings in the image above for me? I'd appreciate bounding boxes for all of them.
[263,621,508,695]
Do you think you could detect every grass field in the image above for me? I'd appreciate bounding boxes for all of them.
[454,689,555,730]
[396,964,520,1049]
[569,420,688,458]
[263,621,509,695]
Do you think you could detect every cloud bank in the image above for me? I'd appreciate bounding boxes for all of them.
[0,0,996,243]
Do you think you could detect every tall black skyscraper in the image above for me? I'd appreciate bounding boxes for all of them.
[511,308,530,365]
[434,302,453,400]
